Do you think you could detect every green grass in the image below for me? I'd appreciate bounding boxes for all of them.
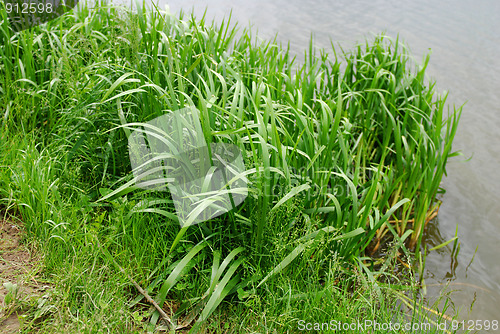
[0,1,465,332]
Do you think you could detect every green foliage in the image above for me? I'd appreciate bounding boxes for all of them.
[0,1,463,332]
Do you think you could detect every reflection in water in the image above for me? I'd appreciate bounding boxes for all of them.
[422,218,460,281]
[118,0,500,325]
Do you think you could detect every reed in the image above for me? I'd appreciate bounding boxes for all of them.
[0,1,462,331]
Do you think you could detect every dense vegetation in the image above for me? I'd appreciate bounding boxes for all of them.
[0,1,462,332]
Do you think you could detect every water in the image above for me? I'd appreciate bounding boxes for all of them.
[130,0,500,324]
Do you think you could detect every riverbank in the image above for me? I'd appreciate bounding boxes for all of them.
[0,1,463,332]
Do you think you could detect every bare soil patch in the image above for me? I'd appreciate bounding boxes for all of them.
[0,218,45,333]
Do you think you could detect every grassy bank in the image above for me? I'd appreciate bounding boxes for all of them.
[1,1,463,332]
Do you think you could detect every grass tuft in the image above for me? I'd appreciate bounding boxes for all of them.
[0,1,464,332]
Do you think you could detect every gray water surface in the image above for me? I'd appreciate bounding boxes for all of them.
[128,0,500,324]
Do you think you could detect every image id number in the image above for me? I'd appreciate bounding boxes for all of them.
[452,320,498,331]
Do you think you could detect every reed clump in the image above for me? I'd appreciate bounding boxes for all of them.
[0,1,462,332]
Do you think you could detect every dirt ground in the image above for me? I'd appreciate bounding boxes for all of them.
[0,218,45,333]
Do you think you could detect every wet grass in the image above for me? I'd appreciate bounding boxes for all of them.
[0,1,465,332]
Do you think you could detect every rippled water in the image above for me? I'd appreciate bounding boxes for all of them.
[125,0,500,324]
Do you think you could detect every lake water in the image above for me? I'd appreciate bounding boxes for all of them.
[123,0,500,325]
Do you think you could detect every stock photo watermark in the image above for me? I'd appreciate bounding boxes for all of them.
[297,319,499,332]
[127,107,248,227]
[3,0,78,31]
